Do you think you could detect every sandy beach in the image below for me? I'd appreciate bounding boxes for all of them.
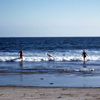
[0,87,100,100]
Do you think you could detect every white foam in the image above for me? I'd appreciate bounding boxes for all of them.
[60,68,95,72]
[0,50,100,62]
[0,55,99,62]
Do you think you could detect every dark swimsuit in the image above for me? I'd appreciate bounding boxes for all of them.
[83,52,86,58]
[19,51,23,58]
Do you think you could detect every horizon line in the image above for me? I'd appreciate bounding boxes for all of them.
[0,36,100,38]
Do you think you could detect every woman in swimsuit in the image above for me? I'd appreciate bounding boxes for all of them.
[82,50,88,63]
[18,50,23,59]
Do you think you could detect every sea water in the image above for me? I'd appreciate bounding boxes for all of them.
[0,37,100,87]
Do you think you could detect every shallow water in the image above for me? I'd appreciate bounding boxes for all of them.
[0,37,100,87]
[0,60,100,87]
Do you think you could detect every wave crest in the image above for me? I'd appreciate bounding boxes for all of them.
[0,56,99,62]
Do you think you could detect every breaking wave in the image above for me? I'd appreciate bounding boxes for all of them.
[0,55,100,62]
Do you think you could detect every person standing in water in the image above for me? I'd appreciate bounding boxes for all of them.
[82,50,88,63]
[18,50,23,59]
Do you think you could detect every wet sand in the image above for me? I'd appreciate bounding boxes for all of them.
[0,87,100,100]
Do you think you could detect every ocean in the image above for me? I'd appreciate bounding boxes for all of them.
[0,37,100,87]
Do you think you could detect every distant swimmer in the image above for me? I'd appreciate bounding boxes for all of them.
[18,50,23,59]
[47,54,52,57]
[82,50,88,63]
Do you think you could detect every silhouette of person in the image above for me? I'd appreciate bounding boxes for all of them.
[82,50,88,63]
[18,50,23,59]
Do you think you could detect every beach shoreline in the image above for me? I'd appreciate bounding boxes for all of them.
[0,86,100,100]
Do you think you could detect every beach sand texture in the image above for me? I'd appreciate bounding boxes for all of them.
[0,87,100,100]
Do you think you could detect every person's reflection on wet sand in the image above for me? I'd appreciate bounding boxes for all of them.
[83,65,86,68]
[19,61,23,67]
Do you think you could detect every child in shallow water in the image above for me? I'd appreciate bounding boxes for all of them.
[47,54,52,57]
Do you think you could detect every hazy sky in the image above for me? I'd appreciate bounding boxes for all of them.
[0,0,100,37]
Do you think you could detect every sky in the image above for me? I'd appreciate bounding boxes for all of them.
[0,0,100,37]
